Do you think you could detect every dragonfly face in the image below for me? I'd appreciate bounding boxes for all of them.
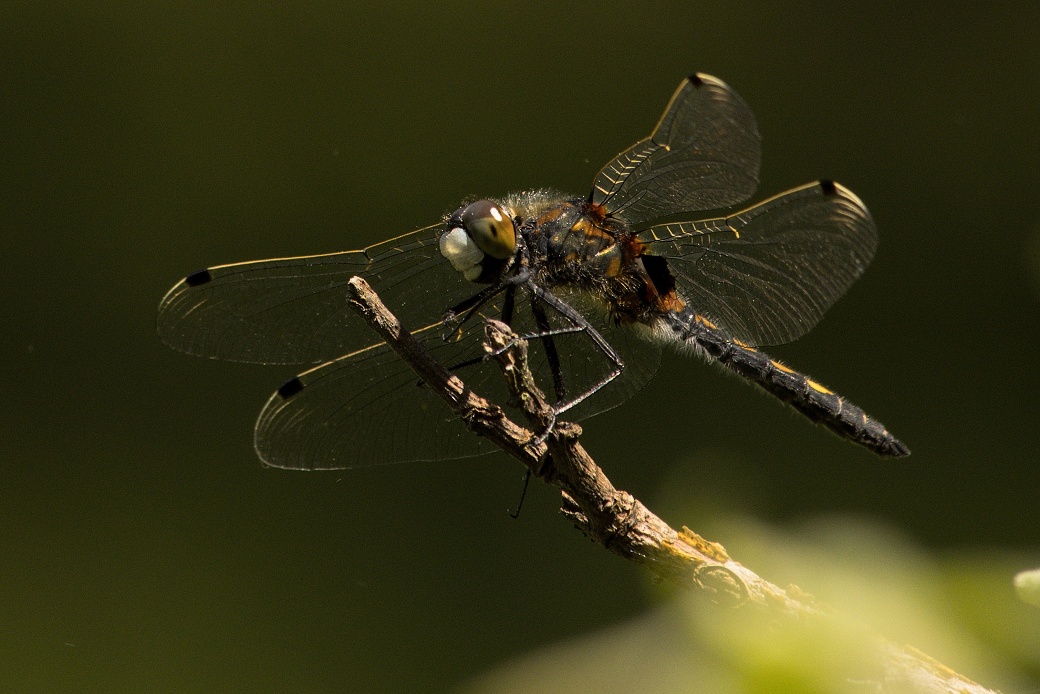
[159,73,908,470]
[440,199,518,282]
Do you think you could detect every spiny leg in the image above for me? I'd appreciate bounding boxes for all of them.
[529,293,568,403]
[525,282,625,419]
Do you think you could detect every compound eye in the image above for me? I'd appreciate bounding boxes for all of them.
[461,200,516,260]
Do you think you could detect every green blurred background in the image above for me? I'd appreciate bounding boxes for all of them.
[2,2,1038,692]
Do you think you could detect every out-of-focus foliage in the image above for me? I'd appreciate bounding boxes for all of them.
[1014,568,1040,609]
[462,516,1040,694]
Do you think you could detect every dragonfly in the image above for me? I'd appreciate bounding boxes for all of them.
[158,73,908,470]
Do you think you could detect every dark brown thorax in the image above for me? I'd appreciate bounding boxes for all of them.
[526,200,685,325]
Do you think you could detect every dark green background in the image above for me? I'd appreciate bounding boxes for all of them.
[2,3,1038,691]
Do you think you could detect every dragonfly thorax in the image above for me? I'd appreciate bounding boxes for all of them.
[523,198,685,326]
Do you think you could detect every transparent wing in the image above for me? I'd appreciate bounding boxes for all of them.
[157,223,472,365]
[254,325,499,470]
[591,73,761,226]
[640,181,877,347]
[254,286,662,470]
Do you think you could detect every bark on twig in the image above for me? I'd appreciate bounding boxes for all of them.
[346,276,995,694]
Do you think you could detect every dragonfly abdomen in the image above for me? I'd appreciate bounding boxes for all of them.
[669,311,909,457]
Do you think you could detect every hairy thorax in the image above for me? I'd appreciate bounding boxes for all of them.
[508,191,686,326]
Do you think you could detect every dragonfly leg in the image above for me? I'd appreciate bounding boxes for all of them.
[530,294,566,403]
[524,282,626,419]
[442,272,530,337]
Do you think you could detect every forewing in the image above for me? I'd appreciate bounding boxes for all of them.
[157,223,466,365]
[640,181,877,346]
[591,73,761,226]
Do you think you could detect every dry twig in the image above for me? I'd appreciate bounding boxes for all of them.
[346,276,995,694]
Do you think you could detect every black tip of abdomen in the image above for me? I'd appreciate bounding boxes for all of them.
[881,436,911,458]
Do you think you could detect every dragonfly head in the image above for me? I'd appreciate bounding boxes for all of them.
[440,199,517,282]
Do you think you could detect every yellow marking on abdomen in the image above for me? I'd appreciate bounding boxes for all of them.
[807,379,834,395]
[694,314,716,329]
[770,360,795,374]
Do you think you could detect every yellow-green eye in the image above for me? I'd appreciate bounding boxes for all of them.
[461,200,516,260]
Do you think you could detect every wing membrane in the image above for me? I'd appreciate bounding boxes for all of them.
[254,325,499,469]
[156,223,471,365]
[253,286,662,469]
[591,73,761,225]
[641,181,877,346]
